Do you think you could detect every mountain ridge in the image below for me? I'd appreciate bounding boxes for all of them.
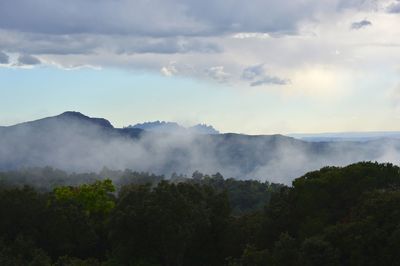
[4,111,115,129]
[289,131,400,142]
[128,120,220,134]
[3,112,400,140]
[1,111,399,184]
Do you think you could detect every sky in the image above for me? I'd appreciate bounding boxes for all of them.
[1,0,400,134]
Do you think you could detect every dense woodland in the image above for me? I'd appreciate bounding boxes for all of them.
[1,162,400,265]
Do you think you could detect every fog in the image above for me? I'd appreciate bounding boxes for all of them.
[1,113,400,185]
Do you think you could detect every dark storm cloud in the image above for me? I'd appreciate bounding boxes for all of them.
[17,54,41,65]
[0,33,98,55]
[0,51,9,64]
[0,32,222,56]
[0,0,369,37]
[0,0,381,76]
[116,38,222,55]
[0,0,205,37]
[350,19,372,29]
[0,0,376,58]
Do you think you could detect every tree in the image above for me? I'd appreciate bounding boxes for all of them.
[299,237,340,266]
[109,181,231,266]
[272,233,299,266]
[53,179,115,217]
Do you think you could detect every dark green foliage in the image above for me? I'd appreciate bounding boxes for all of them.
[271,233,299,266]
[53,256,101,266]
[185,172,283,214]
[109,181,231,266]
[1,162,400,265]
[241,162,400,266]
[53,179,116,216]
[0,236,51,266]
[299,237,340,266]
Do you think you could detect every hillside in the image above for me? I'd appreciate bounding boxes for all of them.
[1,112,400,184]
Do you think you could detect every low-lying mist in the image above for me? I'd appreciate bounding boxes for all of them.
[1,113,400,185]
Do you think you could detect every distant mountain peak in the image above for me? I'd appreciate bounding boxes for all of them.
[128,121,182,133]
[128,121,219,134]
[59,111,87,118]
[55,111,114,128]
[189,124,219,134]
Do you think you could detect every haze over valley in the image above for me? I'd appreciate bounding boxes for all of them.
[1,111,400,185]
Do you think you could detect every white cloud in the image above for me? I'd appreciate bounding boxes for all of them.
[0,0,399,99]
[206,66,230,82]
[232,32,271,39]
[161,63,178,76]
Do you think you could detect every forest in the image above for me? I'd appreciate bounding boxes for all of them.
[1,161,400,265]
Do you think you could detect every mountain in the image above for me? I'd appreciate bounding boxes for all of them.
[289,131,400,142]
[0,112,143,171]
[128,121,219,134]
[129,121,184,133]
[1,112,400,184]
[189,124,219,134]
[1,111,115,133]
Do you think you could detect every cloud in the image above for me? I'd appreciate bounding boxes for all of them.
[161,63,178,77]
[116,38,222,55]
[250,76,290,86]
[337,0,380,11]
[17,54,41,65]
[0,30,221,56]
[0,51,9,64]
[0,32,99,55]
[2,113,400,185]
[242,64,265,80]
[242,64,289,86]
[350,19,372,29]
[389,83,400,112]
[0,0,398,91]
[0,0,331,66]
[232,32,271,39]
[387,2,400,13]
[206,66,230,82]
[0,0,347,37]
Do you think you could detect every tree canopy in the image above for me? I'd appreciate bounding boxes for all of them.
[1,162,400,265]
